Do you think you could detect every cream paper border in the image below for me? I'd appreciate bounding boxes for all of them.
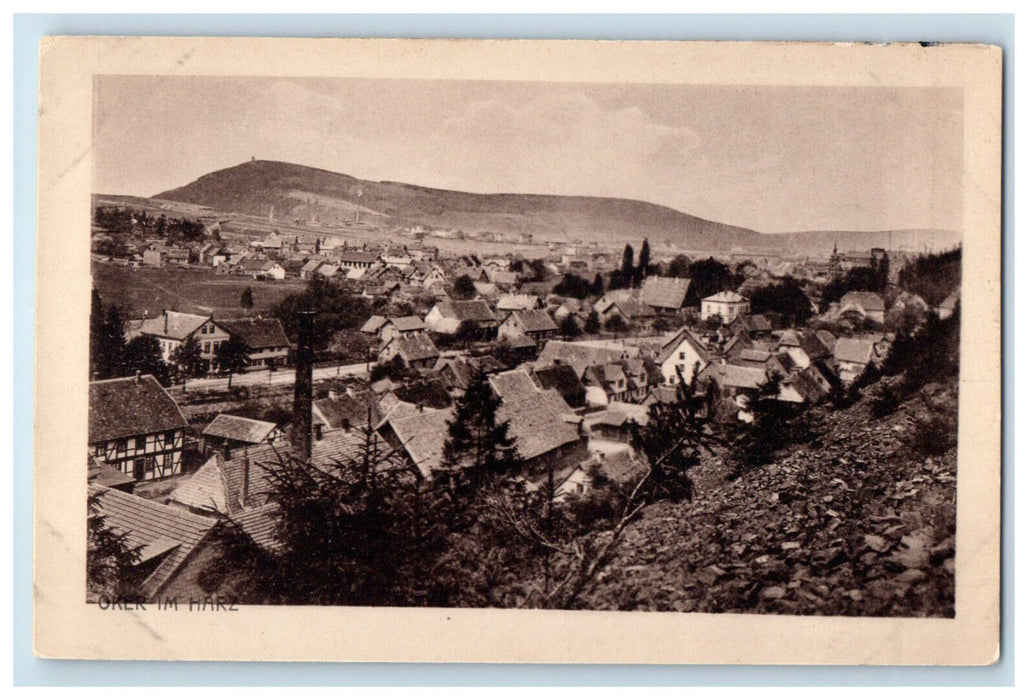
[33,37,1002,664]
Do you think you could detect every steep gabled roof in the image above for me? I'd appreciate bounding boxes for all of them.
[532,365,586,406]
[384,408,453,477]
[534,340,629,376]
[640,276,692,309]
[313,392,384,430]
[840,291,885,312]
[435,299,497,323]
[834,337,876,365]
[360,315,389,334]
[659,326,711,366]
[388,333,440,363]
[498,389,581,462]
[700,363,769,391]
[137,310,212,340]
[218,318,291,349]
[489,369,541,403]
[89,484,216,599]
[89,375,188,443]
[507,309,559,333]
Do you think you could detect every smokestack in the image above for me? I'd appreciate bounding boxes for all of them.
[134,370,141,385]
[241,448,250,507]
[222,442,231,460]
[290,310,315,461]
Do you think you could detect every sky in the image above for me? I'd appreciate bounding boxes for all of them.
[93,76,963,234]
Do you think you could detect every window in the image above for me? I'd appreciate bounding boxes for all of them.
[134,436,145,451]
[678,352,685,360]
[165,430,176,447]
[116,439,127,454]
[204,341,211,353]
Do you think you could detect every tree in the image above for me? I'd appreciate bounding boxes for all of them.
[552,273,593,299]
[748,279,814,325]
[98,304,128,379]
[590,273,604,296]
[215,335,250,389]
[170,335,205,388]
[620,244,636,288]
[87,491,143,600]
[730,372,804,474]
[329,329,376,367]
[632,363,714,501]
[272,275,371,350]
[90,289,105,380]
[603,314,628,338]
[123,336,170,386]
[453,274,477,300]
[636,239,651,286]
[240,286,255,309]
[442,371,520,491]
[559,315,580,339]
[583,309,602,335]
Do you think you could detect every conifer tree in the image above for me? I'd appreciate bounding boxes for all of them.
[636,239,651,285]
[620,244,635,288]
[442,371,519,485]
[583,309,602,335]
[240,286,255,309]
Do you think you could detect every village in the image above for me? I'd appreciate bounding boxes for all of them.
[87,204,961,607]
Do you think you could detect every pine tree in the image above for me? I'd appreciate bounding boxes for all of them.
[240,286,255,309]
[590,273,604,296]
[620,244,635,288]
[90,289,105,379]
[636,239,651,285]
[99,304,127,378]
[442,371,519,485]
[87,491,143,600]
[559,315,580,338]
[584,309,602,335]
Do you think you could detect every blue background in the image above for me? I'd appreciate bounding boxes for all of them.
[13,13,1014,686]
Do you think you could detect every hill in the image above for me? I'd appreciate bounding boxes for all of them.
[153,160,959,254]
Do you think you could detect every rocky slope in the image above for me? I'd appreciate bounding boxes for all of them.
[579,380,958,616]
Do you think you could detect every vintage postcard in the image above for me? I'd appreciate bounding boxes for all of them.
[34,37,1001,664]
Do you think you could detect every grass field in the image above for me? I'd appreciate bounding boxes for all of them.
[92,260,307,319]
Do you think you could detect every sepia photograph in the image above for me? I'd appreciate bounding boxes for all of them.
[34,37,1002,664]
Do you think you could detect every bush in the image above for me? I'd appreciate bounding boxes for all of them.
[869,383,902,419]
[910,411,958,457]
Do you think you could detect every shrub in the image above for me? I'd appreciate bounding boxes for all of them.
[910,411,958,457]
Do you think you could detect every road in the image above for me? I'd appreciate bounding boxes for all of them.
[183,361,370,391]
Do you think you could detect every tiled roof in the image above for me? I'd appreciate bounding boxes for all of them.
[232,503,282,553]
[700,363,769,391]
[499,389,581,462]
[340,251,381,264]
[815,329,839,353]
[384,408,453,477]
[596,451,648,485]
[87,455,136,489]
[360,315,388,333]
[735,348,773,365]
[137,310,211,340]
[89,484,216,599]
[489,369,541,403]
[777,330,831,360]
[390,316,426,332]
[534,340,629,376]
[435,299,497,323]
[313,392,383,430]
[389,333,440,363]
[640,276,692,309]
[532,365,586,405]
[834,337,876,365]
[89,375,188,443]
[202,414,279,444]
[508,309,558,333]
[217,318,290,349]
[497,293,539,311]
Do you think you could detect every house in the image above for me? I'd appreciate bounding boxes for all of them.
[88,455,136,493]
[88,484,219,603]
[339,250,381,271]
[379,316,427,344]
[639,276,692,312]
[381,387,584,479]
[524,462,593,502]
[312,390,384,432]
[218,318,292,369]
[532,364,587,408]
[698,363,770,404]
[597,298,656,331]
[379,333,440,369]
[496,310,559,346]
[587,401,650,441]
[582,363,631,407]
[89,374,189,480]
[838,291,886,324]
[534,339,631,377]
[657,327,711,386]
[729,313,773,339]
[300,257,329,280]
[201,414,281,454]
[833,337,877,383]
[435,355,508,394]
[142,245,165,267]
[135,310,230,372]
[423,299,497,335]
[360,315,390,337]
[239,258,286,280]
[701,291,751,325]
[776,329,833,370]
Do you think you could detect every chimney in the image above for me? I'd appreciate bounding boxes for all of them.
[134,370,141,384]
[314,423,323,441]
[241,448,250,507]
[163,310,169,334]
[290,310,315,461]
[327,388,339,400]
[222,442,231,460]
